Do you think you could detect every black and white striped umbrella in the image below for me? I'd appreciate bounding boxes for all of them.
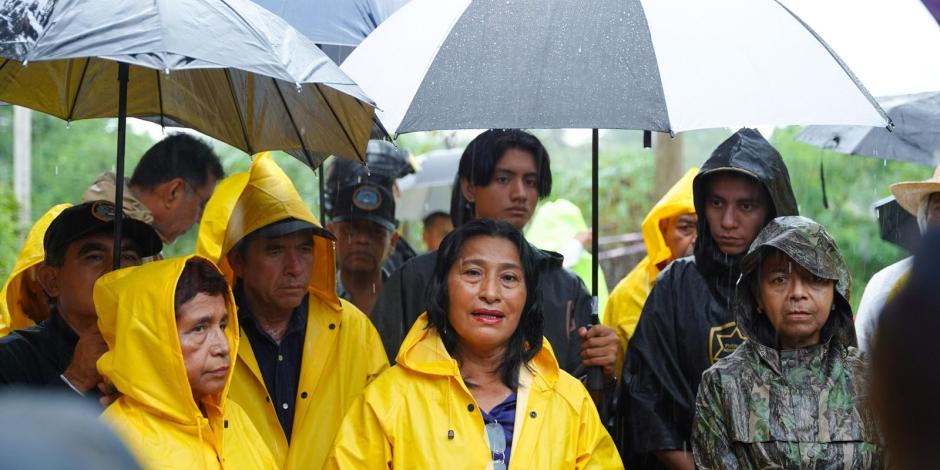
[342,0,888,135]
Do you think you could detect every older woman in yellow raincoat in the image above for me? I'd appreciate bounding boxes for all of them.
[95,255,276,470]
[328,219,622,469]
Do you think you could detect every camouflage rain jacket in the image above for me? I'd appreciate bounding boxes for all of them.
[692,216,885,469]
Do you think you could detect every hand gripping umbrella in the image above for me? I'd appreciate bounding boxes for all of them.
[342,0,889,397]
[0,0,376,268]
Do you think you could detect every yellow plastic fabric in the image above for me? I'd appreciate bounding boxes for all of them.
[95,255,276,470]
[604,168,697,370]
[196,152,388,469]
[0,204,70,336]
[327,313,624,470]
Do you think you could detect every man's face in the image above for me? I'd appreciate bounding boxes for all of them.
[331,219,397,275]
[422,215,454,252]
[662,212,698,259]
[153,176,218,243]
[928,193,940,227]
[463,148,540,230]
[704,173,770,256]
[177,293,231,403]
[39,233,143,325]
[229,231,313,313]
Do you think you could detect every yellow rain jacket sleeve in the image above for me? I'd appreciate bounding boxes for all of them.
[0,204,70,336]
[95,255,276,470]
[604,168,697,371]
[196,153,389,469]
[328,314,624,470]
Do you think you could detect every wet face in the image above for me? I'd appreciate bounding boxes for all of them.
[331,220,397,275]
[446,236,526,355]
[927,193,940,227]
[662,213,698,259]
[756,250,835,349]
[154,176,218,243]
[463,148,540,230]
[229,231,313,313]
[177,293,231,403]
[422,215,454,252]
[704,173,770,256]
[39,233,142,328]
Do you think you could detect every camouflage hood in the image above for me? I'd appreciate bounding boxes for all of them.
[736,216,856,349]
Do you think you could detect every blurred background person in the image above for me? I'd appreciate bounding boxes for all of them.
[421,210,453,252]
[328,219,622,469]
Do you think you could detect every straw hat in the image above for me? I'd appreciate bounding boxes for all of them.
[891,164,940,216]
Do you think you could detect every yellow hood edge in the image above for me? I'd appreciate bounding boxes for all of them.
[640,168,698,281]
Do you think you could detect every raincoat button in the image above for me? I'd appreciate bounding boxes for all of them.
[301,391,308,399]
[529,411,537,418]
[224,420,228,428]
[278,354,283,362]
[447,430,455,440]
[329,323,336,330]
[282,403,289,410]
[467,404,475,412]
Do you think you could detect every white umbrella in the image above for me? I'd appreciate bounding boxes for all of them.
[395,148,462,221]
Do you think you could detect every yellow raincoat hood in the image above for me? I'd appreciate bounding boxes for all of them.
[95,255,275,470]
[329,314,622,469]
[196,152,340,311]
[0,204,70,336]
[604,168,697,365]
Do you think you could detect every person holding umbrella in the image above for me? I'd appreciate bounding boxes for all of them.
[855,164,940,353]
[0,201,162,393]
[328,219,622,469]
[371,129,621,383]
[82,133,224,245]
[620,129,798,470]
[195,153,388,469]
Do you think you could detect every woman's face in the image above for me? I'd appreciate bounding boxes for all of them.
[446,236,527,354]
[177,293,231,403]
[756,250,835,349]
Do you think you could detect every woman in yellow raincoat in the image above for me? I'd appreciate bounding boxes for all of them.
[95,255,276,470]
[328,219,623,469]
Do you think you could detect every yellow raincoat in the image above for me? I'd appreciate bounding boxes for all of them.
[328,313,624,469]
[95,255,276,470]
[603,168,697,371]
[196,153,388,469]
[0,204,70,336]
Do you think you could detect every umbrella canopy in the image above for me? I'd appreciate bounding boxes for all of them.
[875,195,921,252]
[395,148,461,220]
[796,92,940,165]
[0,0,376,165]
[252,0,410,48]
[342,0,888,135]
[927,0,940,24]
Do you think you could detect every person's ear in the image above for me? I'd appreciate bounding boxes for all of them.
[388,231,400,254]
[460,178,475,203]
[227,250,245,279]
[163,178,187,208]
[37,265,60,299]
[755,295,766,314]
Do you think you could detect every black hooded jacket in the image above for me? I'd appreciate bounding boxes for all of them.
[617,129,798,466]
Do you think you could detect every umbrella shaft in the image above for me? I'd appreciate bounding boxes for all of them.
[113,62,129,270]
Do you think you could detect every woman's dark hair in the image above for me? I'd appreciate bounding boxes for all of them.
[449,129,553,227]
[425,218,546,390]
[174,258,230,318]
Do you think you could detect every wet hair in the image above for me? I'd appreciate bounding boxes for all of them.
[129,134,224,192]
[425,218,545,390]
[422,211,451,228]
[449,129,553,227]
[174,258,230,318]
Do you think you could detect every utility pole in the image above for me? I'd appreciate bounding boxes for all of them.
[13,106,31,233]
[653,132,683,200]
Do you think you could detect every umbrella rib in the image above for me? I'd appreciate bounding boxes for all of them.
[0,59,9,75]
[155,69,166,129]
[224,69,253,154]
[314,83,365,162]
[66,57,92,122]
[272,77,314,168]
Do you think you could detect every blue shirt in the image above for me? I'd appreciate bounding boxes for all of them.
[480,392,517,466]
[236,285,308,441]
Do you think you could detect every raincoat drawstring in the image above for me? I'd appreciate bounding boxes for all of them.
[446,377,455,440]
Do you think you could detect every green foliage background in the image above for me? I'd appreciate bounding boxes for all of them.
[0,109,932,311]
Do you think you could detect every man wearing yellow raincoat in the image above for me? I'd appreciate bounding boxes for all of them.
[196,153,388,469]
[603,168,698,372]
[96,255,276,470]
[0,204,70,336]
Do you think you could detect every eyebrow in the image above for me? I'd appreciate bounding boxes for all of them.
[76,241,109,257]
[494,168,538,179]
[460,258,522,271]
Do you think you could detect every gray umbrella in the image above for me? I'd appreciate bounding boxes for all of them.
[0,0,375,267]
[796,92,940,166]
[875,195,921,253]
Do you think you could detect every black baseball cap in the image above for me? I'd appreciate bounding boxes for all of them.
[44,201,163,262]
[330,183,398,232]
